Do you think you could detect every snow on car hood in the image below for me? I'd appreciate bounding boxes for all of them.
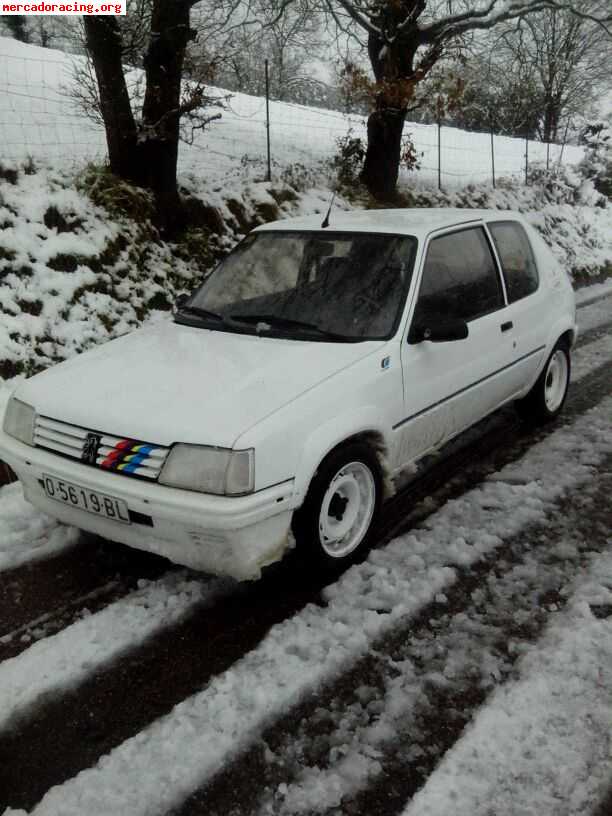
[17,322,385,447]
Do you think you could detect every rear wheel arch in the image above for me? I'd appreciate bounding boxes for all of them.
[558,328,575,349]
[516,335,571,424]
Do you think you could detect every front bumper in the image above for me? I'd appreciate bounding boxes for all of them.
[0,429,296,580]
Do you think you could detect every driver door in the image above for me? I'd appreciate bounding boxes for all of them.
[397,225,512,466]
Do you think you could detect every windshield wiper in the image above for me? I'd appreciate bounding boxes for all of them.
[178,305,226,322]
[229,313,356,341]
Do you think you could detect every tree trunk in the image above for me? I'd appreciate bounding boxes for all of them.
[361,11,422,201]
[140,0,193,231]
[5,16,30,44]
[83,18,140,184]
[361,107,406,200]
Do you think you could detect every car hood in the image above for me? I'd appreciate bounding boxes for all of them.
[17,321,385,447]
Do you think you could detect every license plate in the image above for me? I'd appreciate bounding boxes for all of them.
[42,474,131,525]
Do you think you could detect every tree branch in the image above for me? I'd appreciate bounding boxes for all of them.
[423,0,612,41]
[322,0,381,38]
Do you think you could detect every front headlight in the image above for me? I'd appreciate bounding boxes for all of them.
[3,396,35,446]
[159,444,255,496]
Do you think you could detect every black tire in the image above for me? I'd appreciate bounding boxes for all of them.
[516,339,571,425]
[291,442,383,571]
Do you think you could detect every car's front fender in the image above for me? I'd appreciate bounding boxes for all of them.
[291,408,391,504]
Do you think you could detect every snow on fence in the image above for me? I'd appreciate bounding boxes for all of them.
[0,36,584,189]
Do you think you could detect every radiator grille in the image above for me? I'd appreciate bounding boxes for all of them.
[34,416,169,480]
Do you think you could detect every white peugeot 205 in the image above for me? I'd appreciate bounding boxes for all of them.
[0,209,576,580]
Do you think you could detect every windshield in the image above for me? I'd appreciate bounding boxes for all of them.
[178,230,417,341]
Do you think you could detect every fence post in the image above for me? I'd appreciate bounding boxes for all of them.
[265,59,271,183]
[490,125,496,189]
[437,116,442,190]
[557,118,571,173]
[524,131,529,185]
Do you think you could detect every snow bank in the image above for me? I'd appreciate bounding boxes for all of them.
[0,164,195,377]
[0,481,78,572]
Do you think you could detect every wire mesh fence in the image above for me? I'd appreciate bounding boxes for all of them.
[0,38,585,190]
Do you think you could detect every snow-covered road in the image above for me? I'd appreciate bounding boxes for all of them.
[0,290,611,816]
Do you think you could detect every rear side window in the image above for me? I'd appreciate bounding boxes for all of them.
[415,226,504,324]
[489,221,539,303]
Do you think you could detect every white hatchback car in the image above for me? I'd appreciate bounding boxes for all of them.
[0,209,576,579]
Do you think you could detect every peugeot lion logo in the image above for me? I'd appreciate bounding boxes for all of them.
[82,433,101,465]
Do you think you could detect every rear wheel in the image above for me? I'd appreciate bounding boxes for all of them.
[292,443,382,570]
[516,340,570,424]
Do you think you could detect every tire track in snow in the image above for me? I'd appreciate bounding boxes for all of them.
[402,534,612,816]
[0,572,230,737]
[248,460,612,816]
[576,321,612,347]
[0,566,329,812]
[6,361,611,816]
[0,539,172,662]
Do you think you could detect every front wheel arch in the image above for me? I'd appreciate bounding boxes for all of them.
[291,440,384,571]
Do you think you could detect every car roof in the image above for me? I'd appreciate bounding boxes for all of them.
[254,208,525,240]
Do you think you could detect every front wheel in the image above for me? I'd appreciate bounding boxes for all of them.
[516,340,571,424]
[292,443,382,571]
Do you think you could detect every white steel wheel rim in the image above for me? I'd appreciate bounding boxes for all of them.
[318,461,376,559]
[544,350,568,412]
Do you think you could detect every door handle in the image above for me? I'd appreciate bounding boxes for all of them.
[500,321,513,333]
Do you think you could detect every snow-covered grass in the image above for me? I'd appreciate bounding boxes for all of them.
[0,163,204,378]
[0,37,584,190]
[0,38,611,378]
[1,158,610,380]
[4,342,611,816]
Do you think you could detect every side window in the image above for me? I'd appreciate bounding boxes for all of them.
[414,226,504,324]
[489,221,539,303]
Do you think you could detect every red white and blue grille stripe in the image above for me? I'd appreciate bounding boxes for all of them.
[99,440,166,476]
[33,416,169,480]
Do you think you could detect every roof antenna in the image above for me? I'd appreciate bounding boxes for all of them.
[321,191,336,229]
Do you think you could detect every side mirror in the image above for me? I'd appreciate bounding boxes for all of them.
[408,317,469,344]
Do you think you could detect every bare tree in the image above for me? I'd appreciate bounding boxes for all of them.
[2,16,31,43]
[495,9,612,143]
[83,0,223,233]
[313,0,612,198]
[440,51,543,138]
[194,0,326,103]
